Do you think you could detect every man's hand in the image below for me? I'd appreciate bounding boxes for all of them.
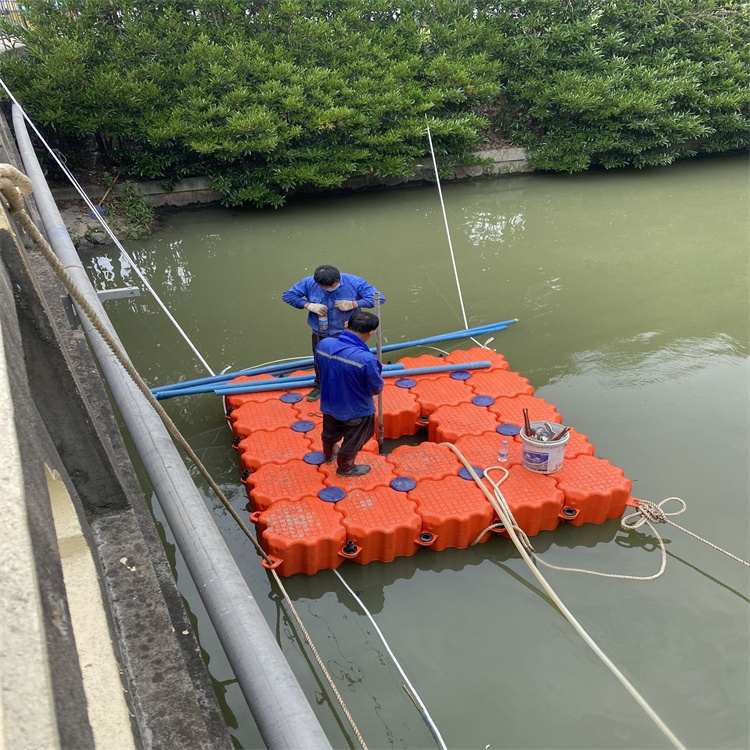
[334,300,357,312]
[306,303,327,316]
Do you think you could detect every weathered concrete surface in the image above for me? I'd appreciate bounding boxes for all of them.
[50,147,533,236]
[0,122,234,747]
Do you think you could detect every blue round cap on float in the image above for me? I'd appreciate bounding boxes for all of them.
[390,477,417,492]
[319,487,346,503]
[291,420,315,432]
[280,392,303,403]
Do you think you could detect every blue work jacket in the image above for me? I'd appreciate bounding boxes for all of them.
[315,332,384,420]
[282,272,385,336]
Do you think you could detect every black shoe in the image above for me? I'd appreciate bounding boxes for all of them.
[306,387,321,402]
[324,447,339,464]
[336,464,371,477]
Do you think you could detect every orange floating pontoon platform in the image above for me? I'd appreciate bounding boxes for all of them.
[227,347,633,577]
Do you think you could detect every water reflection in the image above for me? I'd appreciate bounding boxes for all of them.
[563,334,744,385]
[463,209,525,249]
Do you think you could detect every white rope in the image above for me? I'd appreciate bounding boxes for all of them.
[425,121,486,348]
[623,498,750,567]
[333,569,448,750]
[2,81,215,375]
[441,443,687,750]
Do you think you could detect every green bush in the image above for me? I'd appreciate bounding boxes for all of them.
[1,0,747,204]
[482,0,750,170]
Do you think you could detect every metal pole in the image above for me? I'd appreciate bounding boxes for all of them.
[12,104,331,750]
[374,292,383,453]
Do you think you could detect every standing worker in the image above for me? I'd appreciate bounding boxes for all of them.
[316,311,383,477]
[282,265,385,401]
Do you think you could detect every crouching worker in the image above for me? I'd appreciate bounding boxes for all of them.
[316,311,383,477]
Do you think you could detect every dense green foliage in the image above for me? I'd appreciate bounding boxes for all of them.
[1,0,747,205]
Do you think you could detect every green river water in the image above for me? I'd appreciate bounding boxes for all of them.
[83,153,749,750]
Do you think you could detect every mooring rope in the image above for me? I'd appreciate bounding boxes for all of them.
[441,442,688,750]
[0,166,369,750]
[333,569,448,750]
[425,121,487,350]
[1,83,215,375]
[622,498,749,568]
[474,481,749,581]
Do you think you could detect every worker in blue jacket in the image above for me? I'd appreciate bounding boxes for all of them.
[316,311,383,477]
[282,265,385,401]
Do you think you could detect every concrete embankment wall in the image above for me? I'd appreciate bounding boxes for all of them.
[0,118,232,748]
[50,147,532,209]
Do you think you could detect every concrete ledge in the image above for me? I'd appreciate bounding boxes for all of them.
[50,147,531,209]
[1,116,233,749]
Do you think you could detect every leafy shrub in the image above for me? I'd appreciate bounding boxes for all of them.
[1,0,747,203]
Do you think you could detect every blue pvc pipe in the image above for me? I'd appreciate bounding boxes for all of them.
[155,363,407,400]
[213,361,491,396]
[152,318,517,394]
[378,322,513,353]
[151,359,315,394]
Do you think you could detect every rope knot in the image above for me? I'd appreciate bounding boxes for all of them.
[621,496,686,531]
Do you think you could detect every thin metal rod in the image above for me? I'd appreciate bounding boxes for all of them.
[374,292,384,452]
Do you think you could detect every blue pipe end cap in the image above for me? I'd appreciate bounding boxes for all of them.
[390,477,417,492]
[304,451,325,465]
[319,487,346,503]
[458,466,484,480]
[450,370,471,380]
[280,392,303,403]
[291,420,315,432]
[497,423,521,436]
[472,395,494,407]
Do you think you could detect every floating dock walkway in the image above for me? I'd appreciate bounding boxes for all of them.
[226,347,633,576]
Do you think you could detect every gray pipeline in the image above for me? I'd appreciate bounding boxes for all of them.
[11,103,331,750]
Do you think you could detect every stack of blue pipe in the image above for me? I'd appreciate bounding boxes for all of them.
[151,318,517,400]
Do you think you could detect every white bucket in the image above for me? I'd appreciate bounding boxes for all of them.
[520,422,570,474]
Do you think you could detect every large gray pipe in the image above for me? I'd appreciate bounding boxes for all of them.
[12,104,332,750]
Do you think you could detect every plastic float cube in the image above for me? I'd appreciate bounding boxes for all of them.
[411,376,476,416]
[428,401,501,443]
[223,374,277,412]
[385,442,463,482]
[393,353,447,375]
[251,497,347,577]
[491,465,565,536]
[553,454,632,525]
[228,398,302,435]
[336,486,423,565]
[563,427,596,459]
[453,433,524,471]
[380,381,422,438]
[318,453,397,492]
[237,428,314,473]
[408,475,496,551]
[444,347,510,371]
[488,394,562,426]
[466,369,534,400]
[245,459,326,512]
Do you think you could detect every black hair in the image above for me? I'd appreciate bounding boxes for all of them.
[347,310,379,334]
[313,265,341,286]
